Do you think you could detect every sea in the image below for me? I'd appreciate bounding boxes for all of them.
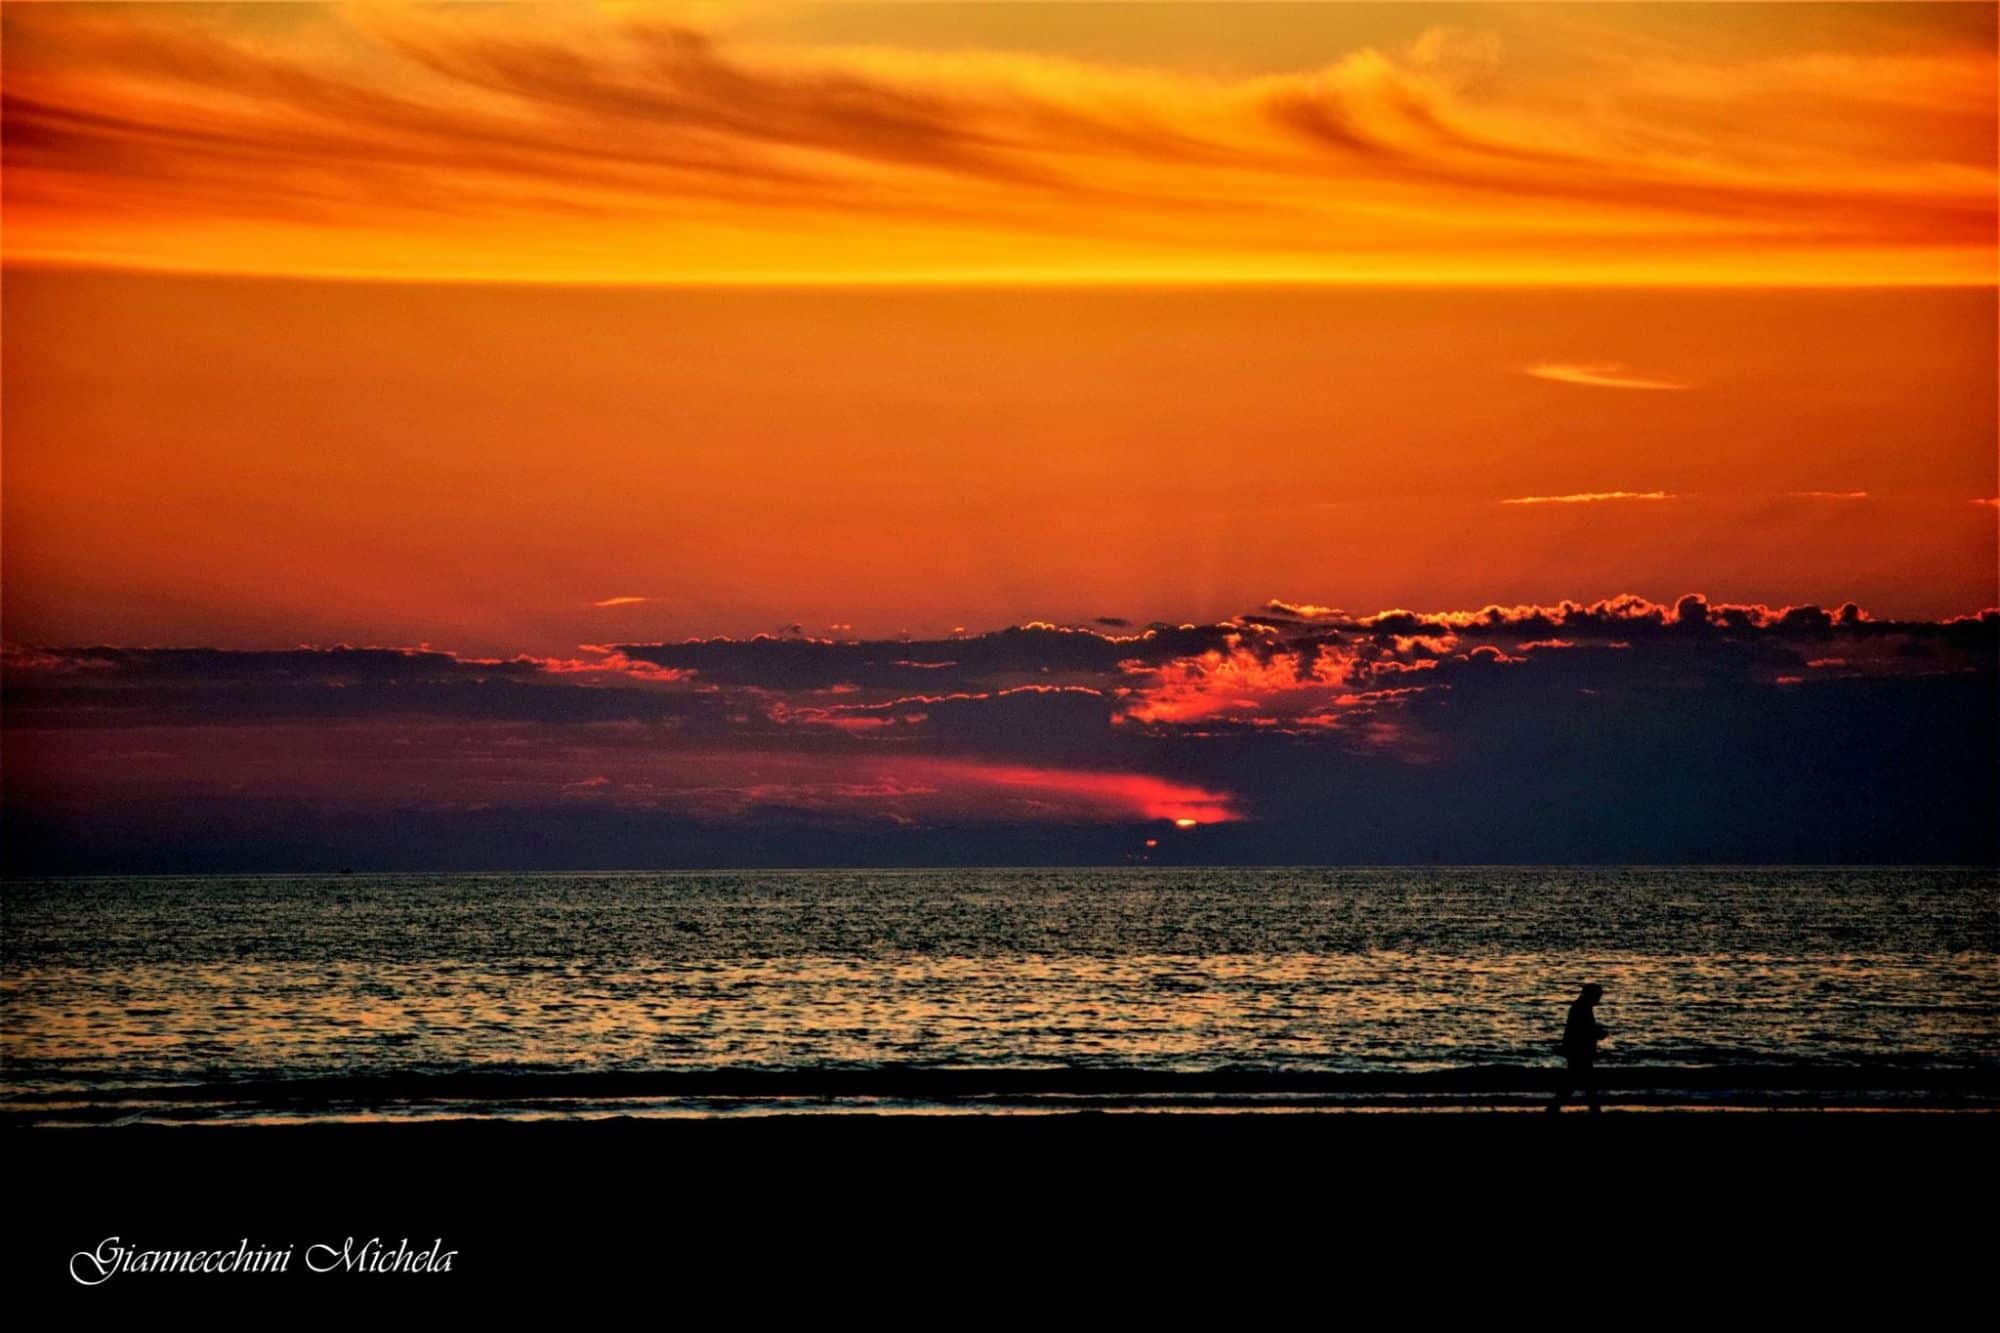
[3,867,1996,1122]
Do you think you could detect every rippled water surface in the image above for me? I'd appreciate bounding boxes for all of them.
[4,868,1995,1118]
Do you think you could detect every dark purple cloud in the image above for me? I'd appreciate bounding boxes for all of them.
[4,596,1994,869]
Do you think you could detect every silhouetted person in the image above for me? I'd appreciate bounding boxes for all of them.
[1547,983,1608,1113]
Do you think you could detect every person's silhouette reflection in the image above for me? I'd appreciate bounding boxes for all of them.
[1548,983,1608,1113]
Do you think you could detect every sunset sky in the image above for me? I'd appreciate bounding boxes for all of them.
[6,2,1996,285]
[3,3,1995,868]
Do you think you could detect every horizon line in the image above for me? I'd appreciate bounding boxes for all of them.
[9,862,1995,881]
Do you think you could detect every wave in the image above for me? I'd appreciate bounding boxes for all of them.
[7,1061,1999,1125]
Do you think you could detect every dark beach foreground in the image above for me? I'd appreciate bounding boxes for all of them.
[8,1111,1994,1311]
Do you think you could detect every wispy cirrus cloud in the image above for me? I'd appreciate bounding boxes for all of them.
[1,4,1991,283]
[1498,488,1990,508]
[1499,490,1676,506]
[592,596,651,608]
[1523,363,1691,391]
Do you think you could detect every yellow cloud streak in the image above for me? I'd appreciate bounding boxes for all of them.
[1500,492,1677,506]
[1525,363,1691,390]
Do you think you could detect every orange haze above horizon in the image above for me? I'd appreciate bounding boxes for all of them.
[4,273,1993,654]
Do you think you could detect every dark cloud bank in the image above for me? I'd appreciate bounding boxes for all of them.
[4,596,1995,871]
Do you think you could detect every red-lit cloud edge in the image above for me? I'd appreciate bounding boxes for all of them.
[5,595,1994,832]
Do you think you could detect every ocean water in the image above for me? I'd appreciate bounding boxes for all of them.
[3,867,1995,1121]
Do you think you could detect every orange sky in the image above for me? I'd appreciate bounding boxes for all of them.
[4,273,1992,650]
[2,4,1995,653]
[2,5,1996,869]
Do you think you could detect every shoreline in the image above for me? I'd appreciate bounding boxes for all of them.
[10,1061,1998,1126]
[3,1096,2000,1120]
[11,1100,2000,1128]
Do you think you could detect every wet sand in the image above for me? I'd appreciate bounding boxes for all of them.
[9,1111,1993,1309]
